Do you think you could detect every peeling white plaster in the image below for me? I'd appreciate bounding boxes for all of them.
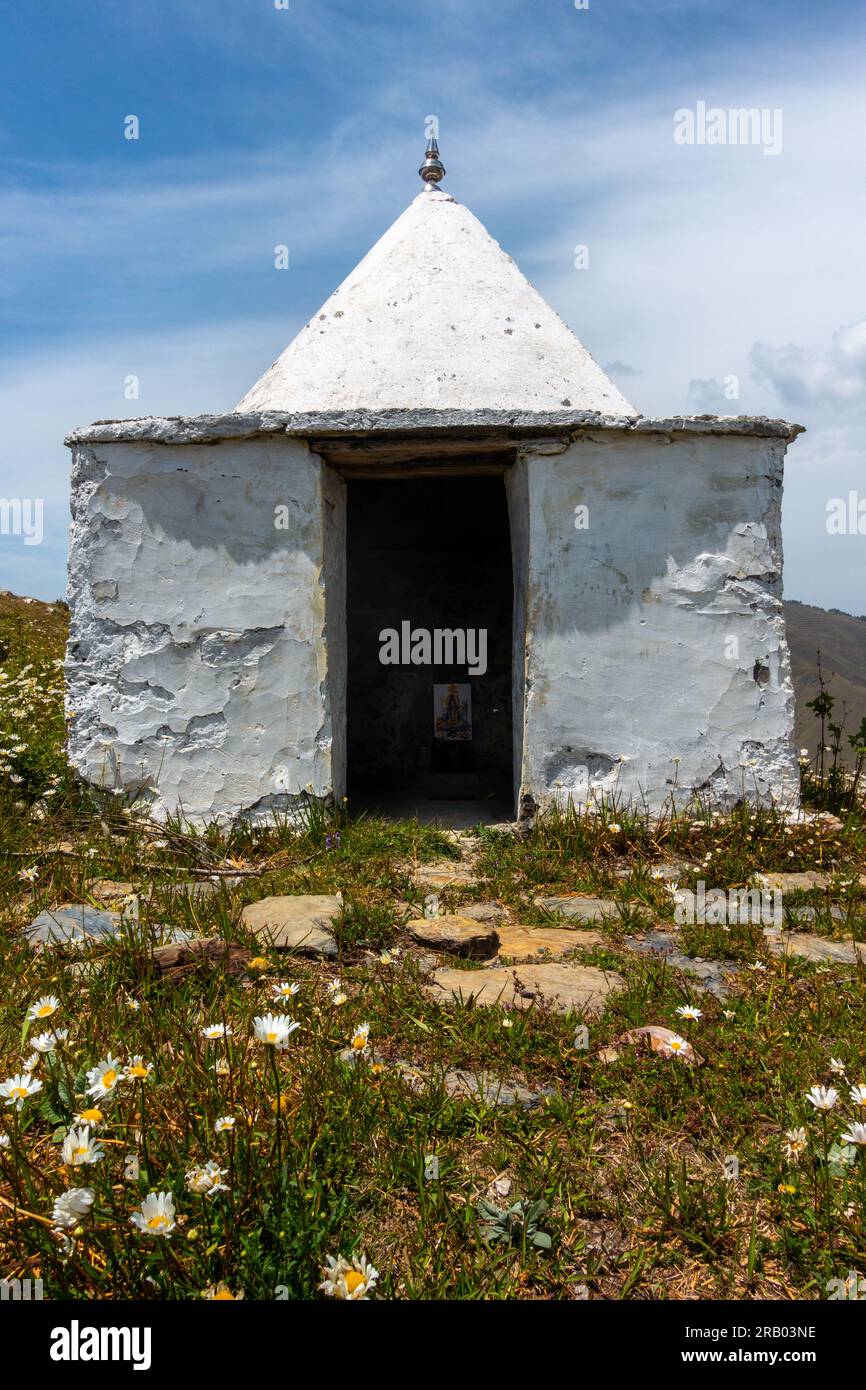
[515,431,799,813]
[65,437,345,824]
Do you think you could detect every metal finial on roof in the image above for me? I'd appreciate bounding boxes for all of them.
[419,136,445,188]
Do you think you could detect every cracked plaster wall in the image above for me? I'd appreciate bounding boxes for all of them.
[516,431,799,812]
[66,436,345,823]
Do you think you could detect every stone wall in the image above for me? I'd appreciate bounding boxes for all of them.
[65,435,345,823]
[516,430,799,812]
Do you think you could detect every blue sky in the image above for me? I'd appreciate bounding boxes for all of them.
[1,0,865,606]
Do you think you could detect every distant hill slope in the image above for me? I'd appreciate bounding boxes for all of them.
[784,600,866,760]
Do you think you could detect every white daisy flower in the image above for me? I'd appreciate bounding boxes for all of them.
[830,1058,847,1075]
[86,1056,123,1100]
[214,1116,236,1133]
[252,1014,300,1050]
[73,1107,105,1129]
[849,1084,866,1107]
[350,1023,371,1055]
[201,1023,232,1041]
[62,1126,104,1167]
[663,1034,690,1060]
[51,1187,95,1230]
[130,1191,176,1238]
[805,1085,839,1111]
[782,1127,807,1162]
[27,995,60,1022]
[840,1122,866,1147]
[1,1072,42,1109]
[185,1160,229,1199]
[123,1057,152,1082]
[270,982,300,1002]
[319,1253,379,1300]
[31,1029,68,1054]
[675,1005,702,1021]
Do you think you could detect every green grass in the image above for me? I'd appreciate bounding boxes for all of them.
[1,593,865,1301]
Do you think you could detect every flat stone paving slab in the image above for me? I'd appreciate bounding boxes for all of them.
[412,863,477,891]
[441,1070,550,1109]
[626,931,741,998]
[406,914,499,959]
[539,895,621,923]
[240,894,341,957]
[763,928,866,966]
[426,962,624,1016]
[495,923,604,961]
[25,903,125,947]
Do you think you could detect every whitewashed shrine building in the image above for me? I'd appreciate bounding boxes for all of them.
[65,141,802,824]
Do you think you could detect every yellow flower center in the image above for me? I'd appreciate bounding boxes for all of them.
[147,1214,169,1230]
[344,1271,365,1294]
[11,1087,27,1100]
[74,1146,88,1159]
[36,1005,53,1017]
[352,1036,366,1050]
[128,1066,147,1079]
[102,1069,117,1088]
[212,1290,235,1300]
[80,1109,102,1123]
[266,1032,278,1044]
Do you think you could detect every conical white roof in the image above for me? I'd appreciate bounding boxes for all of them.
[235,186,636,415]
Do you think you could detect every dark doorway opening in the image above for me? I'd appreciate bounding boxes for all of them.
[346,474,514,825]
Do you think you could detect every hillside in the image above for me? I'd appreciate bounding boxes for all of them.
[784,600,866,760]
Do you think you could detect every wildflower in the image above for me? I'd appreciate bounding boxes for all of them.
[722,1010,736,1021]
[214,1058,230,1076]
[130,1191,176,1238]
[749,961,767,972]
[185,1161,229,1199]
[782,1127,807,1163]
[51,1188,95,1231]
[1,1072,42,1109]
[806,1085,838,1111]
[62,1127,104,1167]
[675,1005,702,1022]
[201,1023,233,1041]
[248,957,270,972]
[123,1056,152,1081]
[252,1013,300,1050]
[270,982,300,1002]
[662,1034,690,1059]
[350,1023,370,1055]
[840,1123,866,1147]
[849,1084,866,1108]
[86,1055,123,1100]
[31,1028,68,1053]
[203,1282,244,1300]
[319,1253,379,1300]
[27,995,60,1022]
[18,866,39,883]
[74,1107,104,1129]
[608,823,621,834]
[214,1116,236,1133]
[501,1017,514,1029]
[777,1183,797,1195]
[830,1058,847,1076]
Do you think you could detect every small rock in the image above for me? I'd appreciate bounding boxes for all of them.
[240,894,341,957]
[495,923,603,961]
[617,1025,704,1065]
[151,937,252,979]
[405,914,499,959]
[442,1070,547,1109]
[458,901,506,924]
[426,962,624,1016]
[539,895,620,923]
